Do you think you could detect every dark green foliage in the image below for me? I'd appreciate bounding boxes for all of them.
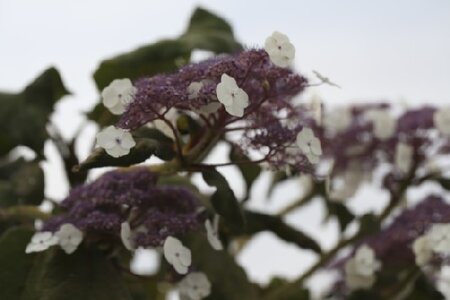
[21,247,132,300]
[0,157,44,207]
[0,227,36,300]
[229,146,262,200]
[89,7,241,126]
[187,235,258,300]
[0,67,69,156]
[244,211,321,253]
[201,169,245,229]
[75,137,175,172]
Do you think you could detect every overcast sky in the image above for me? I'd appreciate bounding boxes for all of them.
[1,0,450,294]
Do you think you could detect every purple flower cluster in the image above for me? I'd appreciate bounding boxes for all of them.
[362,196,450,267]
[117,49,307,131]
[44,168,204,247]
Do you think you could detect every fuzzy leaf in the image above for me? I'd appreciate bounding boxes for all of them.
[0,227,35,300]
[186,235,257,300]
[201,169,245,229]
[244,211,321,253]
[229,146,261,200]
[0,158,44,207]
[21,247,132,300]
[180,7,241,53]
[0,68,69,155]
[75,137,174,172]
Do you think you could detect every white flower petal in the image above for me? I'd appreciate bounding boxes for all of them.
[225,104,244,117]
[120,222,134,251]
[55,224,83,254]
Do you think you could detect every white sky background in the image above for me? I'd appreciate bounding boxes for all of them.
[1,0,450,297]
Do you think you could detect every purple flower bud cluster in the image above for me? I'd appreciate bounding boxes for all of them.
[117,49,307,130]
[362,196,450,267]
[43,168,204,247]
[323,105,447,178]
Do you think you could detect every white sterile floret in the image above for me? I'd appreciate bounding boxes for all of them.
[216,74,249,117]
[197,102,222,116]
[296,127,322,164]
[163,236,192,275]
[25,231,58,254]
[395,143,413,174]
[412,235,432,266]
[205,215,223,251]
[434,107,450,136]
[427,223,450,256]
[96,126,136,158]
[264,31,295,68]
[345,245,381,290]
[187,81,203,99]
[324,107,352,133]
[55,223,83,254]
[437,266,450,299]
[120,222,135,251]
[365,109,396,140]
[101,78,137,115]
[178,272,212,300]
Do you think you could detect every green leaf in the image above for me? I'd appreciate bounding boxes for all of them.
[0,67,69,155]
[180,7,242,53]
[347,290,380,300]
[325,201,355,232]
[0,157,44,207]
[75,137,175,172]
[0,227,35,300]
[244,211,321,253]
[437,177,450,191]
[358,213,380,236]
[22,247,132,300]
[201,169,245,229]
[186,235,257,300]
[262,277,310,300]
[93,39,191,91]
[229,146,262,200]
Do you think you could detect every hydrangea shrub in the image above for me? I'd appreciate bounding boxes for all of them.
[0,7,450,300]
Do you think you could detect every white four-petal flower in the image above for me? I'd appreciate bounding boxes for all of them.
[434,107,450,136]
[365,109,396,140]
[437,266,450,299]
[216,74,249,117]
[395,142,413,174]
[296,127,322,164]
[120,222,135,251]
[427,223,450,256]
[345,245,381,290]
[101,78,137,115]
[96,126,136,158]
[163,236,192,275]
[55,223,83,254]
[264,31,295,68]
[187,81,203,100]
[178,272,212,300]
[25,231,58,254]
[412,235,432,266]
[205,215,223,251]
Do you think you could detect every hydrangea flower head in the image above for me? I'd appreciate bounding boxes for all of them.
[96,126,136,157]
[101,78,137,115]
[43,168,204,249]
